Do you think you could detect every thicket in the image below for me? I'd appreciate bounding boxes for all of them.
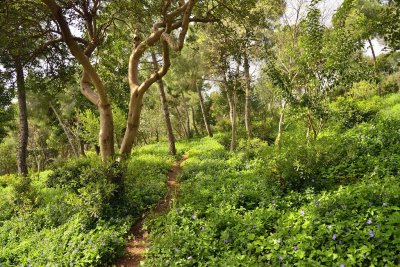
[0,146,173,266]
[144,93,400,266]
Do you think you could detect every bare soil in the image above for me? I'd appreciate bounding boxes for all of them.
[111,157,186,267]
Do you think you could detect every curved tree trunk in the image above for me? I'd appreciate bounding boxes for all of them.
[244,51,252,139]
[151,52,176,155]
[119,90,144,157]
[197,83,213,137]
[15,60,29,176]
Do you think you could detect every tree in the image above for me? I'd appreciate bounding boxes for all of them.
[41,0,218,160]
[0,1,58,175]
[151,51,176,155]
[0,76,14,142]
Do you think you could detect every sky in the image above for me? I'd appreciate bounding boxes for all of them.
[284,0,386,57]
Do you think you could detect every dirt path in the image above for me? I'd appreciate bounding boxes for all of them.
[112,157,186,267]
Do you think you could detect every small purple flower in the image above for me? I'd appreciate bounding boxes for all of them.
[201,226,205,231]
[279,256,283,262]
[338,240,343,245]
[187,256,192,260]
[332,234,337,240]
[272,200,275,204]
[224,239,229,244]
[368,230,375,238]
[340,264,345,267]
[367,219,373,225]
[252,225,257,229]
[311,179,315,183]
[300,210,305,215]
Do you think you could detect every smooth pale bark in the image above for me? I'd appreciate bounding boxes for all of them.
[119,90,144,156]
[43,0,114,161]
[151,52,176,155]
[15,60,29,176]
[228,91,237,151]
[275,101,286,148]
[120,1,199,157]
[222,82,237,151]
[243,51,252,139]
[50,104,79,157]
[197,83,213,137]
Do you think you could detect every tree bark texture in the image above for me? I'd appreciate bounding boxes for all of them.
[15,60,29,176]
[182,91,192,139]
[275,101,286,148]
[228,91,237,151]
[243,51,253,139]
[197,83,213,137]
[43,0,115,161]
[368,38,381,95]
[119,90,144,157]
[152,52,176,155]
[191,106,199,136]
[50,104,79,157]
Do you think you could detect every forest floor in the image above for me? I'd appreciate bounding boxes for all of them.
[112,156,186,267]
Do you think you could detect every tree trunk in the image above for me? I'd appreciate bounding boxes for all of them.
[191,106,199,136]
[368,38,380,95]
[229,91,237,151]
[243,51,253,139]
[98,103,115,160]
[182,91,192,139]
[80,140,86,156]
[175,106,188,138]
[50,103,79,157]
[197,83,213,137]
[307,110,318,140]
[152,52,176,155]
[119,90,144,157]
[275,100,286,148]
[15,60,29,176]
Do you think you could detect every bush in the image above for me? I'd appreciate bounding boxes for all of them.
[381,73,400,95]
[0,142,175,266]
[0,138,17,175]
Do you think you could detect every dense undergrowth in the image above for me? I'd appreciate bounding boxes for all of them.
[144,93,400,266]
[0,145,173,266]
[0,93,399,266]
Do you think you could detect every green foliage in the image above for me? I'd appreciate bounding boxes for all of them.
[0,143,174,266]
[0,137,17,175]
[381,73,400,95]
[145,93,400,266]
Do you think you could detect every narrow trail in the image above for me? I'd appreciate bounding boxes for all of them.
[112,157,186,267]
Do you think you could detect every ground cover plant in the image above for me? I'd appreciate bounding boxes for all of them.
[0,145,173,266]
[144,93,400,267]
[1,0,400,265]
